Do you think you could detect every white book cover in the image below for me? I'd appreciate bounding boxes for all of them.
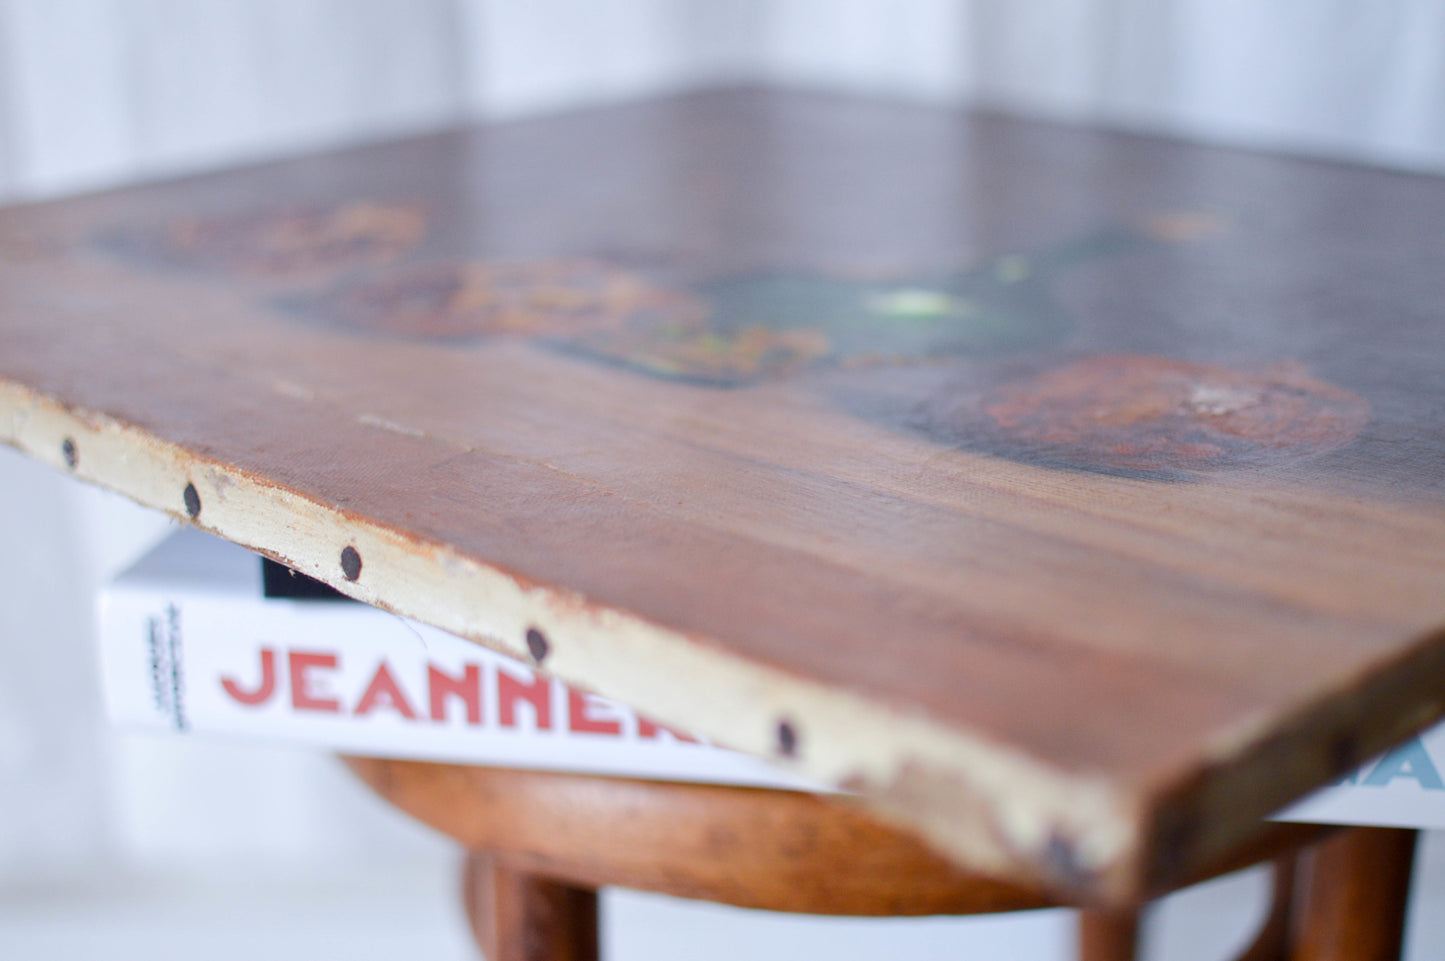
[1275,728,1445,830]
[97,528,817,790]
[100,530,1445,827]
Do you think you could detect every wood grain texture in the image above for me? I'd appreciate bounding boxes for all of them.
[2,89,1444,902]
[345,756,1060,916]
[464,852,599,961]
[1079,910,1140,961]
[1290,828,1417,961]
[345,757,1333,916]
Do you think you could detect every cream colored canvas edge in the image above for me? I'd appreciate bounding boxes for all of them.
[1,376,1145,900]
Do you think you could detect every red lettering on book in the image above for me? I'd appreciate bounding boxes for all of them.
[355,661,418,720]
[221,648,276,706]
[289,650,341,713]
[638,715,699,743]
[567,687,622,737]
[498,667,551,730]
[428,663,482,724]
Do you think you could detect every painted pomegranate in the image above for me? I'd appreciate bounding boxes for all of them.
[922,355,1371,475]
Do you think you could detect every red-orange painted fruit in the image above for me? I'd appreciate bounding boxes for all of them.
[925,355,1370,475]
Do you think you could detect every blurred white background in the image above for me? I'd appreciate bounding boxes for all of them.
[2,2,1445,958]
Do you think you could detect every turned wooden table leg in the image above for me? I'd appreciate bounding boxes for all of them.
[1291,827,1418,961]
[464,852,599,961]
[1236,857,1297,961]
[1080,853,1301,961]
[1080,909,1140,961]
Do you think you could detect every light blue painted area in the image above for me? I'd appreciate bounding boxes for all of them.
[1362,737,1445,790]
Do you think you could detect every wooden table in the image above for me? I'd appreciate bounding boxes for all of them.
[2,89,1444,911]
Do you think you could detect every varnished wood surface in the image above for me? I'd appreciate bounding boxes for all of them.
[345,757,1334,917]
[465,853,599,961]
[345,756,1058,916]
[385,762,1343,961]
[2,89,1445,901]
[1080,911,1141,961]
[1291,828,1417,961]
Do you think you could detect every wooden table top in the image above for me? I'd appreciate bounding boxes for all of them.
[3,88,1444,905]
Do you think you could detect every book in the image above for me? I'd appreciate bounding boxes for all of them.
[97,528,817,790]
[1275,728,1445,830]
[98,530,1445,826]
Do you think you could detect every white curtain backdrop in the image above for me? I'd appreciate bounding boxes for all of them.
[1,0,1443,206]
[0,0,1442,948]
